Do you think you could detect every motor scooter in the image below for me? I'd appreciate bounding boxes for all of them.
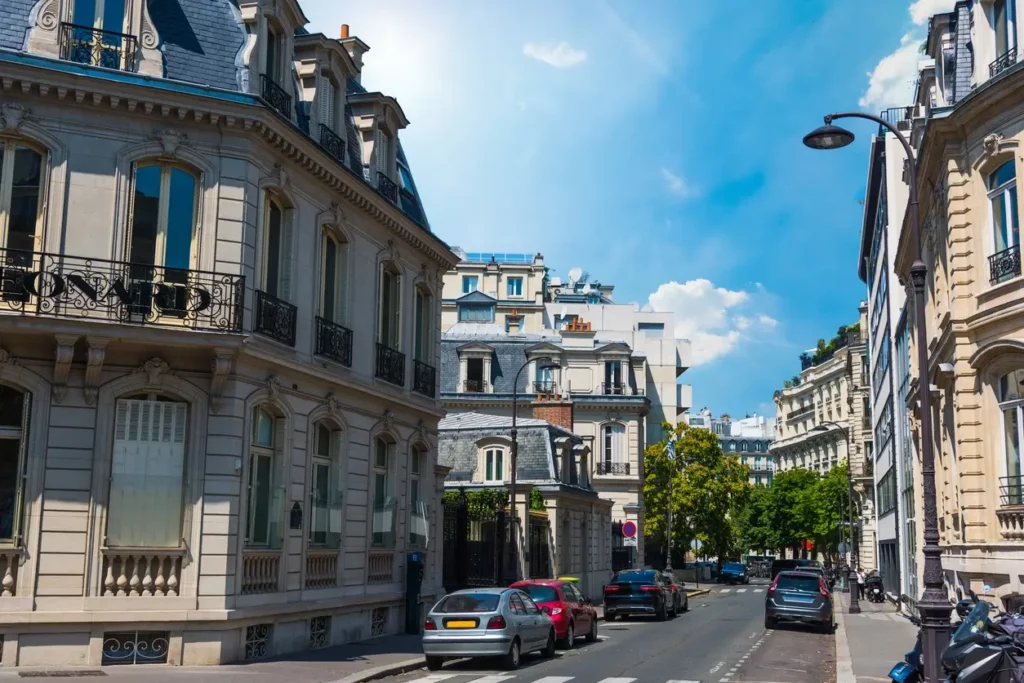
[888,595,975,683]
[865,576,886,604]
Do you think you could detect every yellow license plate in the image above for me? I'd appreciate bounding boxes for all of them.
[446,620,477,629]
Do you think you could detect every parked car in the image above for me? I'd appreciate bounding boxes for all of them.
[603,569,676,621]
[769,557,822,579]
[720,562,749,584]
[423,587,556,670]
[662,572,689,613]
[764,571,834,633]
[510,579,598,648]
[798,564,835,590]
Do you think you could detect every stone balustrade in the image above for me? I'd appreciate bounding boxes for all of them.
[305,549,338,589]
[367,551,393,584]
[241,550,281,594]
[101,549,184,596]
[0,548,21,597]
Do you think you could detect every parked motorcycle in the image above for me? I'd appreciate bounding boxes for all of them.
[888,596,974,683]
[865,576,886,604]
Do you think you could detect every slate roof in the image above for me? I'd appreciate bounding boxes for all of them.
[148,0,246,91]
[0,0,34,52]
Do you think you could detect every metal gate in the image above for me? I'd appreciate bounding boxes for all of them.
[528,515,552,579]
[442,493,510,591]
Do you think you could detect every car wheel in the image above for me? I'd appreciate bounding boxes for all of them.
[542,630,556,658]
[764,616,776,630]
[559,622,575,649]
[587,617,598,642]
[425,656,444,671]
[503,639,521,671]
[681,596,689,613]
[669,597,678,618]
[605,612,616,622]
[656,602,667,621]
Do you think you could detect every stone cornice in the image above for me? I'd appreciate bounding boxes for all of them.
[0,52,458,271]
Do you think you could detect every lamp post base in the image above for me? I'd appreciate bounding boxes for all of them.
[848,569,861,614]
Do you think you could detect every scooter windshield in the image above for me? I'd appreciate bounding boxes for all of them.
[951,601,991,645]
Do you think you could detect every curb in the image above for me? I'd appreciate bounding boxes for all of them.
[687,589,711,597]
[835,604,855,683]
[325,657,427,683]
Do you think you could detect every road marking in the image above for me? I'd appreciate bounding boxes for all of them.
[469,677,516,683]
[720,588,731,593]
[595,678,636,683]
[667,680,703,683]
[710,661,726,674]
[530,678,575,683]
[737,588,748,593]
[405,676,460,683]
[754,588,764,593]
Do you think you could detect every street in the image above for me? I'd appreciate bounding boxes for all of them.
[384,586,834,683]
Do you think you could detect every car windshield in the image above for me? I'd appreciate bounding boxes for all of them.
[616,570,656,583]
[951,601,991,645]
[775,574,821,592]
[724,563,744,571]
[517,585,559,603]
[434,593,501,613]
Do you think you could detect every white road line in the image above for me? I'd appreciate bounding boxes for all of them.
[405,676,460,683]
[530,677,576,683]
[470,677,516,683]
[754,588,764,593]
[667,680,703,683]
[737,588,748,593]
[720,588,731,593]
[595,679,635,683]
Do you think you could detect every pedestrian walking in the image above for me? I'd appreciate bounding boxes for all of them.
[857,569,866,599]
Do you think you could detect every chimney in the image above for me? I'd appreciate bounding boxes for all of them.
[340,24,349,39]
[532,399,574,431]
[507,311,522,336]
[339,25,369,82]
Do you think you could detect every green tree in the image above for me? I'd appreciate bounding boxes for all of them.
[808,462,850,564]
[737,485,778,554]
[768,468,819,555]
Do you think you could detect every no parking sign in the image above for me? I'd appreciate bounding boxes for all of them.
[622,521,637,538]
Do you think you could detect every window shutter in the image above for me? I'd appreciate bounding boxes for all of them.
[377,132,390,176]
[279,211,293,301]
[319,79,335,130]
[391,273,401,349]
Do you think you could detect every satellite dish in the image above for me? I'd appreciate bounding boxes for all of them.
[582,283,592,294]
[568,266,583,285]
[550,276,562,286]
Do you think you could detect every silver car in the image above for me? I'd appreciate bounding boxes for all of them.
[423,587,556,670]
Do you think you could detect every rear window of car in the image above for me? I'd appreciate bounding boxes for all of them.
[517,585,559,603]
[724,563,745,571]
[434,593,500,613]
[615,570,657,583]
[776,574,822,592]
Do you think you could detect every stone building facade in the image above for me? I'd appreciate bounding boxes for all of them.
[0,0,455,667]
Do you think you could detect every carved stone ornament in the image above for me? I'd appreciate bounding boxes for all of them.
[151,129,188,157]
[83,337,109,406]
[323,392,343,419]
[329,201,347,226]
[983,133,1005,156]
[0,348,16,382]
[210,350,233,414]
[135,357,172,387]
[380,240,397,265]
[375,409,395,435]
[52,335,78,404]
[266,375,282,403]
[0,103,28,132]
[415,418,428,445]
[270,162,290,191]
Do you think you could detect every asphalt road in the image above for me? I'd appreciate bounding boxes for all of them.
[386,582,835,683]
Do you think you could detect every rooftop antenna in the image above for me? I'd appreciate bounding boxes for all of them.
[582,283,592,295]
[567,266,583,287]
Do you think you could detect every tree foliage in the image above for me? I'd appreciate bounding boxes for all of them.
[644,422,751,567]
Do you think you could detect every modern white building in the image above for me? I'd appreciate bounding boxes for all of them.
[685,409,775,486]
[0,1,456,667]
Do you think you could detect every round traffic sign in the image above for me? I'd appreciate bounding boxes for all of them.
[622,521,637,538]
[838,543,851,554]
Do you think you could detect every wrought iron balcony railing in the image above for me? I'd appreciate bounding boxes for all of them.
[319,124,345,163]
[254,290,297,346]
[377,172,399,203]
[989,244,1021,285]
[991,47,1018,78]
[375,343,405,386]
[314,316,352,366]
[787,404,815,422]
[0,248,243,332]
[260,74,292,120]
[597,461,630,476]
[59,22,138,72]
[464,379,486,393]
[602,382,626,395]
[413,360,436,398]
[999,475,1024,506]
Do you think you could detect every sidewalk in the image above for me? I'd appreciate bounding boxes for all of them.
[835,592,917,683]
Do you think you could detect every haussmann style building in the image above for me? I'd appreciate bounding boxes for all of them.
[0,0,457,667]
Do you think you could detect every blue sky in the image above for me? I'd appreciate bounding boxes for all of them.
[302,0,953,418]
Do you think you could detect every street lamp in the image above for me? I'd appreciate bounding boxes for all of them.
[810,421,860,614]
[664,439,692,576]
[510,357,560,581]
[805,111,948,683]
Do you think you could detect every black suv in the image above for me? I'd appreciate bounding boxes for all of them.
[770,558,822,579]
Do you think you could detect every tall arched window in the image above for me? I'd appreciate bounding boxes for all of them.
[371,437,396,547]
[601,423,625,474]
[0,141,44,270]
[409,445,428,546]
[246,407,284,548]
[128,162,198,288]
[107,394,187,547]
[309,422,342,548]
[0,384,29,544]
[378,263,401,351]
[989,160,1020,283]
[482,446,505,484]
[319,231,347,324]
[262,195,288,299]
[999,369,1024,504]
[413,286,431,363]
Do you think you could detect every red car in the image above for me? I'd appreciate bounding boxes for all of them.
[509,579,598,648]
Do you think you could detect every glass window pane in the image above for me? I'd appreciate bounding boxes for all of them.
[317,424,331,457]
[165,168,196,271]
[0,439,20,541]
[375,439,388,469]
[6,147,42,255]
[380,271,393,345]
[129,164,161,266]
[997,0,1009,56]
[311,462,329,544]
[399,166,414,192]
[411,449,421,475]
[265,201,282,296]
[102,0,126,34]
[251,453,272,545]
[991,160,1016,190]
[0,386,24,429]
[254,409,273,447]
[322,238,336,320]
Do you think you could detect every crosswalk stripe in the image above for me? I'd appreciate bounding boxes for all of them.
[720,588,731,593]
[595,678,636,683]
[470,677,516,683]
[405,676,459,683]
[667,680,703,683]
[530,677,575,683]
[754,588,764,593]
[737,588,748,593]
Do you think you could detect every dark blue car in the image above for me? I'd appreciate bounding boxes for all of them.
[720,562,749,585]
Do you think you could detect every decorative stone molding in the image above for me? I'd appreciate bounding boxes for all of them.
[0,348,17,382]
[372,409,396,436]
[996,507,1024,540]
[266,375,282,403]
[52,334,78,403]
[0,103,28,132]
[150,129,189,158]
[83,337,109,406]
[210,350,233,414]
[414,418,428,446]
[379,239,397,267]
[983,133,1004,156]
[329,200,347,226]
[323,392,343,420]
[134,357,172,387]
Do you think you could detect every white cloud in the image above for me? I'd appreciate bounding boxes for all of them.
[647,279,778,366]
[660,167,700,199]
[758,314,779,328]
[522,41,588,68]
[859,33,922,110]
[909,0,957,25]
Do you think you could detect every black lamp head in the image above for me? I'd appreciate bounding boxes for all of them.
[803,124,855,150]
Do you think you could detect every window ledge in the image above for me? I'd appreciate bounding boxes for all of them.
[979,273,1024,300]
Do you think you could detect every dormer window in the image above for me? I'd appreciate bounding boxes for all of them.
[266,25,282,81]
[66,0,132,70]
[995,0,1016,59]
[459,304,494,323]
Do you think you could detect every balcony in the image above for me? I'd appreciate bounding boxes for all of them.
[879,106,915,134]
[260,74,292,120]
[990,47,1018,78]
[59,22,138,72]
[989,245,1021,285]
[597,461,630,476]
[375,343,405,386]
[377,172,399,203]
[787,404,815,422]
[0,248,244,332]
[314,316,352,366]
[319,124,345,163]
[602,382,626,395]
[998,475,1024,539]
[533,380,558,396]
[464,379,486,393]
[413,360,436,398]
[254,290,297,346]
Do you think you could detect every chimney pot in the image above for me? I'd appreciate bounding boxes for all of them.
[341,24,350,39]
